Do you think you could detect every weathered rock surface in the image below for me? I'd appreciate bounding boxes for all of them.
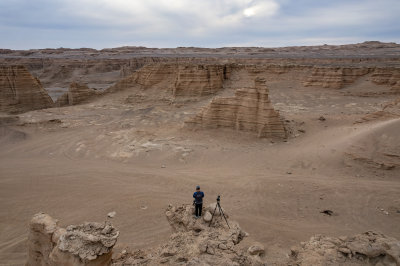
[303,67,372,89]
[289,231,400,265]
[55,82,98,106]
[186,78,287,139]
[113,203,265,265]
[26,212,119,266]
[109,63,230,97]
[0,66,53,114]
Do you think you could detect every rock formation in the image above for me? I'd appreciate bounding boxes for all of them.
[289,231,400,265]
[26,213,119,266]
[185,78,287,139]
[113,203,265,265]
[371,67,400,92]
[0,66,53,114]
[303,67,372,89]
[55,82,98,106]
[109,63,230,97]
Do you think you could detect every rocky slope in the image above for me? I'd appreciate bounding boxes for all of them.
[0,66,53,114]
[186,78,287,139]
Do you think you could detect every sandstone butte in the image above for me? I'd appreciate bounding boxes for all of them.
[185,77,287,139]
[0,65,53,114]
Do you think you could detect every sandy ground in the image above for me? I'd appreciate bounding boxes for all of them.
[1,73,400,265]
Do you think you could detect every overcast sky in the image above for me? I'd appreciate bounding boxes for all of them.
[0,0,399,49]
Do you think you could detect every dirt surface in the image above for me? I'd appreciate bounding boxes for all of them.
[1,43,400,265]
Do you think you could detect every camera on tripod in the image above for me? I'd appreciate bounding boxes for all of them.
[209,194,230,228]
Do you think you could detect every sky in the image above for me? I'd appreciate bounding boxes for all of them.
[0,0,399,49]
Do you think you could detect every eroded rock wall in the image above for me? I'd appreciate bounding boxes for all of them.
[0,66,53,114]
[56,82,98,106]
[303,67,372,89]
[109,63,231,97]
[186,78,287,139]
[26,213,119,266]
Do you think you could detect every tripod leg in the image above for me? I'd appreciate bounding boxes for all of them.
[218,203,230,229]
[209,203,219,227]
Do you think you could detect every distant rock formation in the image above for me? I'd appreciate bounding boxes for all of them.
[109,63,231,97]
[356,97,400,123]
[26,213,119,266]
[289,231,400,265]
[0,66,53,114]
[113,203,264,265]
[55,82,98,106]
[371,67,400,92]
[303,67,372,89]
[186,78,287,139]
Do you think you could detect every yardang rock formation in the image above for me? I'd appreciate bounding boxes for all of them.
[186,78,287,139]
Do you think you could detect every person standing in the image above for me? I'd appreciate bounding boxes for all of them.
[193,185,204,218]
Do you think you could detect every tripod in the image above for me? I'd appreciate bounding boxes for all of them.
[209,195,230,229]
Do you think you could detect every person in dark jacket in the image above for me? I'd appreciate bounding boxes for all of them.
[193,185,204,218]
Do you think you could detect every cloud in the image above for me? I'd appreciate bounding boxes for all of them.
[0,0,398,48]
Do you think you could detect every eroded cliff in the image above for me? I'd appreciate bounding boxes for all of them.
[0,66,53,114]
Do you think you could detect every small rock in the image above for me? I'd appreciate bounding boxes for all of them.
[161,164,166,168]
[218,243,227,250]
[203,211,212,222]
[206,246,215,255]
[248,243,265,256]
[319,116,326,121]
[107,211,116,218]
[338,247,351,254]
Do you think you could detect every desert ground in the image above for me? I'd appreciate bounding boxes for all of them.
[1,43,400,265]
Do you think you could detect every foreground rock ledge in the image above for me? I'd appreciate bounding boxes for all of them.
[113,203,266,265]
[26,212,119,266]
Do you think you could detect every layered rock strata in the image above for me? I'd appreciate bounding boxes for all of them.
[186,78,287,139]
[26,213,119,266]
[109,63,231,97]
[113,203,265,265]
[56,82,98,106]
[289,231,400,265]
[303,67,372,89]
[0,66,53,114]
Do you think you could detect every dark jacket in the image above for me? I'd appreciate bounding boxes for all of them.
[193,191,204,204]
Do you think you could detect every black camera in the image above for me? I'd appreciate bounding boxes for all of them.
[217,195,220,202]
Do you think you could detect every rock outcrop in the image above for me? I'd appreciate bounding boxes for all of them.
[289,231,400,265]
[186,78,287,139]
[0,66,53,114]
[55,82,98,106]
[26,213,119,266]
[303,67,372,89]
[371,67,400,92]
[113,203,265,265]
[109,63,230,97]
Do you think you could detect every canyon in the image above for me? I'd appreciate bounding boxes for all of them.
[0,42,400,265]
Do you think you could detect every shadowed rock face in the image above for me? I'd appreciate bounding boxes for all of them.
[186,78,287,139]
[0,66,53,114]
[26,213,119,266]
